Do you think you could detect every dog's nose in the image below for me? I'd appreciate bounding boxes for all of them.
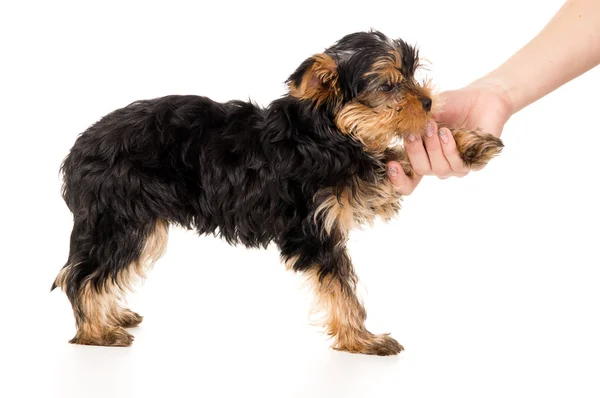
[421,98,432,112]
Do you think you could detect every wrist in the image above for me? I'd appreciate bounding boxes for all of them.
[468,73,518,117]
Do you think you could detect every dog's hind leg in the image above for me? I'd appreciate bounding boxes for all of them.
[53,219,168,346]
[282,229,403,356]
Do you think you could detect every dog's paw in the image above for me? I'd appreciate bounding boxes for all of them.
[117,309,144,328]
[103,327,135,346]
[70,327,134,347]
[454,129,504,170]
[363,333,404,356]
[333,332,404,356]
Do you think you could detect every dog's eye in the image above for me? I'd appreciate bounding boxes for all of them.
[380,83,394,92]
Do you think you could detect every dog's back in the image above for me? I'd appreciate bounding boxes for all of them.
[60,95,285,245]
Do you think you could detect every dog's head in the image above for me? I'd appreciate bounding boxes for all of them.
[287,30,437,153]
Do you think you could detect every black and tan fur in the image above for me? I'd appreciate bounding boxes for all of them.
[52,30,503,355]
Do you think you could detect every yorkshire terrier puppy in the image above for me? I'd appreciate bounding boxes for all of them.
[53,30,502,355]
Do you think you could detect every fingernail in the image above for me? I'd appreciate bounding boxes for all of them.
[408,134,416,142]
[425,121,434,138]
[388,166,398,177]
[439,128,449,144]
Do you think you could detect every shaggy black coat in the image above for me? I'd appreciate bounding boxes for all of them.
[58,92,386,297]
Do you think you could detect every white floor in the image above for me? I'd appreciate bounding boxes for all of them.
[2,1,600,397]
[9,207,600,397]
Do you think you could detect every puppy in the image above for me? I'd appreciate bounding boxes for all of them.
[52,30,503,355]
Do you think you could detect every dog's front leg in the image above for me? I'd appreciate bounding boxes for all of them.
[283,230,403,356]
[388,128,503,174]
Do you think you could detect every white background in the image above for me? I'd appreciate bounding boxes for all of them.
[1,1,599,397]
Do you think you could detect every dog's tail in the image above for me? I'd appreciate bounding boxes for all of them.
[50,263,72,292]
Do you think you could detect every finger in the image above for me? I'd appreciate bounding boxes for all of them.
[438,127,469,174]
[387,162,423,195]
[423,120,453,178]
[404,133,431,176]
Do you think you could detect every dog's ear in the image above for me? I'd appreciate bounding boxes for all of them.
[287,53,339,105]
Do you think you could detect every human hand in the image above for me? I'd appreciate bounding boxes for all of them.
[404,81,512,179]
[386,161,422,195]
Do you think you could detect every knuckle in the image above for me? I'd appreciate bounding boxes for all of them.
[450,160,467,172]
[443,145,460,157]
[425,143,442,154]
[431,164,451,177]
[413,165,430,176]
